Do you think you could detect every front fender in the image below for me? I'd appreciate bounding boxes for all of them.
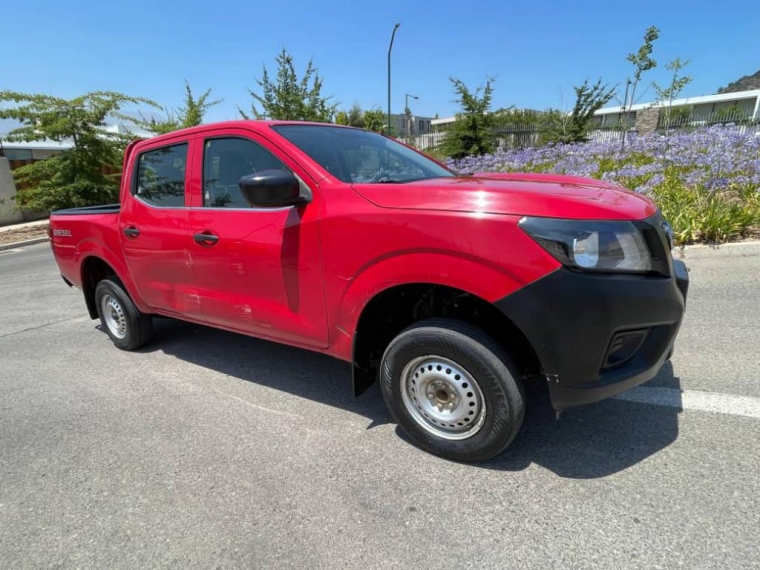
[329,250,554,362]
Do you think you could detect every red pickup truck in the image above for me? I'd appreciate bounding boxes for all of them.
[49,121,689,461]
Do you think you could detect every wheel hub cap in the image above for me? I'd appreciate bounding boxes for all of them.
[101,294,127,339]
[400,356,486,440]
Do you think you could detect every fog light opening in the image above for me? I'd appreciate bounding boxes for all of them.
[603,329,648,368]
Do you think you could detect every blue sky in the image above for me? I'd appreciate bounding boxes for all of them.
[2,0,759,124]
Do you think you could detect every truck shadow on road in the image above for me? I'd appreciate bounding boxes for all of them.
[140,318,390,425]
[478,362,682,478]
[138,318,683,479]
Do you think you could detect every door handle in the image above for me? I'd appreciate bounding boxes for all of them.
[123,226,140,238]
[193,231,219,246]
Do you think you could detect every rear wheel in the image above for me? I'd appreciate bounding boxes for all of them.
[380,318,525,462]
[94,278,153,350]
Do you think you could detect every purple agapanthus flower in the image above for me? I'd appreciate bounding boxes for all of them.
[445,125,760,198]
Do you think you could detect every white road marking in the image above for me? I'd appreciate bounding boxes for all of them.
[615,386,760,419]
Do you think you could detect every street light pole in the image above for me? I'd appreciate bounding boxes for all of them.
[405,93,418,137]
[387,23,401,137]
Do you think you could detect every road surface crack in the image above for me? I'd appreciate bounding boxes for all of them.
[0,315,87,339]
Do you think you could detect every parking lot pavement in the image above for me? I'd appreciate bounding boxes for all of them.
[1,243,759,569]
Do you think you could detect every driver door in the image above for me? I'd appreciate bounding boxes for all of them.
[187,129,328,348]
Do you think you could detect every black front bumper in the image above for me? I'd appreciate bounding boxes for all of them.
[496,259,689,410]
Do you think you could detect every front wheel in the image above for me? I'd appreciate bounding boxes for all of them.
[94,278,153,351]
[380,318,525,462]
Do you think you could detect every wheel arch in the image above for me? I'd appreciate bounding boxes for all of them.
[80,256,118,319]
[78,245,148,319]
[350,281,543,397]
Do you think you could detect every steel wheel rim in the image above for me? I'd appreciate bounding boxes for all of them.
[400,355,486,440]
[101,294,127,339]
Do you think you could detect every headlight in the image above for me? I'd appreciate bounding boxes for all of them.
[519,217,652,273]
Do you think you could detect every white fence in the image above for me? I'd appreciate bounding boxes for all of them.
[401,119,760,153]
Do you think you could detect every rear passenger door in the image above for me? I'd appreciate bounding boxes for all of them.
[187,129,328,348]
[120,140,200,318]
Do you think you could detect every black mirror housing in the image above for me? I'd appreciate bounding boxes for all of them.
[238,170,308,208]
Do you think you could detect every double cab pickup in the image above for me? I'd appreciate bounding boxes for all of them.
[49,121,689,461]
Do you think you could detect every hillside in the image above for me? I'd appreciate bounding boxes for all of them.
[717,69,760,93]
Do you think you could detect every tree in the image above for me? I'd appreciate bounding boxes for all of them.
[541,79,615,144]
[137,80,221,135]
[346,103,365,128]
[336,104,368,128]
[0,90,153,211]
[652,58,693,126]
[438,77,496,159]
[624,26,660,112]
[362,108,385,133]
[239,48,336,122]
[493,106,542,128]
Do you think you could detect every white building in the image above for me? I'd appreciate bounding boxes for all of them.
[430,89,760,131]
[0,123,154,160]
[388,113,435,136]
[593,89,760,128]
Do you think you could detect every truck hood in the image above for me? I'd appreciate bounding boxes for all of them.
[351,172,657,221]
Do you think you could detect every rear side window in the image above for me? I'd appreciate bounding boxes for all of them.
[135,144,188,207]
[202,137,289,208]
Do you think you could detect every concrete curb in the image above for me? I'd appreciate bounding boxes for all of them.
[674,240,760,260]
[0,219,50,234]
[0,237,49,252]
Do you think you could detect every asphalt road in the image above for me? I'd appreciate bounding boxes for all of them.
[1,242,759,569]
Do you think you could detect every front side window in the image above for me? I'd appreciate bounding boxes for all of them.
[135,144,188,207]
[272,125,454,184]
[203,137,289,208]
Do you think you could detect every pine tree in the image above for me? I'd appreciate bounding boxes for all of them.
[239,49,336,122]
[438,78,496,159]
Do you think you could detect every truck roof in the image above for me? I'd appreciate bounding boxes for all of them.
[139,120,358,142]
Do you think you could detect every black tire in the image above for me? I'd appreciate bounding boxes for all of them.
[380,318,525,462]
[94,278,153,351]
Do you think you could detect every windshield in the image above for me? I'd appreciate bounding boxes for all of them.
[272,124,455,184]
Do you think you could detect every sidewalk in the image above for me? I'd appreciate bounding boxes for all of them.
[0,219,49,250]
[0,219,49,233]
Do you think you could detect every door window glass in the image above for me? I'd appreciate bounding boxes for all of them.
[134,144,188,207]
[203,138,289,208]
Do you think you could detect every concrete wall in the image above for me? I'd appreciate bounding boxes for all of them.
[0,158,24,226]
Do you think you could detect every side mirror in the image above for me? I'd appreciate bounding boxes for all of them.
[238,170,309,208]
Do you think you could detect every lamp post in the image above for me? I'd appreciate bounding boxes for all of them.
[387,23,401,137]
[405,93,418,137]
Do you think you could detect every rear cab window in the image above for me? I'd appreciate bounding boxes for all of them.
[134,143,189,207]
